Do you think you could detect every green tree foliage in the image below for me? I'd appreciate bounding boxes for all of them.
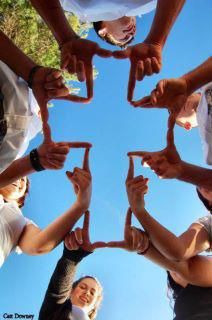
[0,0,96,92]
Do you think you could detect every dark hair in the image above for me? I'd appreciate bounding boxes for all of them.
[196,188,212,214]
[17,177,30,208]
[93,21,134,48]
[72,276,103,320]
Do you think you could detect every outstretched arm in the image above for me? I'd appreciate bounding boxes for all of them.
[125,157,210,261]
[0,141,91,188]
[107,213,212,287]
[30,0,112,102]
[145,0,185,47]
[39,237,92,319]
[18,148,92,255]
[113,0,185,102]
[128,118,212,190]
[143,242,212,287]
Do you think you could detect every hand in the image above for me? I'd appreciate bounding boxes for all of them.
[107,208,150,253]
[66,148,92,211]
[64,211,106,252]
[126,157,149,214]
[32,67,69,128]
[113,42,162,102]
[128,116,183,179]
[37,137,92,170]
[60,38,112,102]
[131,78,188,117]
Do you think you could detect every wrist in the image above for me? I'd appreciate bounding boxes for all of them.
[180,75,193,96]
[58,33,80,50]
[30,148,46,171]
[143,37,164,49]
[177,160,188,180]
[75,199,89,212]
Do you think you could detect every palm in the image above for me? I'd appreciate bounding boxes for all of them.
[61,38,112,101]
[157,79,188,115]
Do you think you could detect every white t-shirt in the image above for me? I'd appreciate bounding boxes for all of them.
[72,305,90,320]
[196,215,212,252]
[197,82,212,165]
[0,195,35,267]
[60,0,157,22]
[0,61,42,174]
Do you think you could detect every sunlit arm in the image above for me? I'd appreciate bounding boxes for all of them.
[182,57,212,95]
[144,0,185,46]
[179,161,212,190]
[30,0,77,46]
[0,31,36,82]
[18,201,85,255]
[134,208,210,261]
[144,244,212,287]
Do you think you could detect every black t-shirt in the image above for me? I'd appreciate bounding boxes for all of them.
[167,272,212,320]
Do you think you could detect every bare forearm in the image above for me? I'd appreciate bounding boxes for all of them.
[178,161,212,190]
[182,57,212,95]
[144,245,212,287]
[28,202,84,254]
[30,0,77,46]
[145,0,185,46]
[134,208,186,260]
[0,31,36,81]
[0,156,35,188]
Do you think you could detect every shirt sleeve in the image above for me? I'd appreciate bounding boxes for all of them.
[195,215,212,252]
[38,248,92,320]
[15,218,38,254]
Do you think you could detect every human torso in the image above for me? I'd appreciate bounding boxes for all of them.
[60,0,157,22]
[0,61,42,174]
[197,82,212,165]
[168,272,212,320]
[0,195,32,267]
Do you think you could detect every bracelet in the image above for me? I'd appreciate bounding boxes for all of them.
[137,238,150,256]
[27,65,42,89]
[29,148,45,172]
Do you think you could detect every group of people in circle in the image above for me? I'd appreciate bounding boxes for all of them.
[0,0,211,319]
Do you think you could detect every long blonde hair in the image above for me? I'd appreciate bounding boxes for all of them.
[72,276,103,320]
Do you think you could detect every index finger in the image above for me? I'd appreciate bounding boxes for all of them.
[58,142,92,148]
[92,241,108,249]
[127,62,137,102]
[167,115,175,148]
[43,123,52,144]
[106,240,126,249]
[83,148,90,172]
[83,210,90,233]
[127,151,147,158]
[85,62,93,101]
[131,95,152,108]
[127,156,134,180]
[124,207,132,238]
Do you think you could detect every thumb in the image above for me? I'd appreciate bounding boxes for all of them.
[113,49,129,59]
[43,123,52,144]
[96,47,113,58]
[92,241,108,249]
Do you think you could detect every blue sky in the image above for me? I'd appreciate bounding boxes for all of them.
[0,0,212,319]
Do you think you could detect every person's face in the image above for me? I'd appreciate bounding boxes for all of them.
[99,16,136,44]
[176,93,201,130]
[0,177,27,202]
[198,187,212,205]
[70,278,100,312]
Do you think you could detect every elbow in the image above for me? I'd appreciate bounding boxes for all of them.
[24,244,53,256]
[166,248,188,262]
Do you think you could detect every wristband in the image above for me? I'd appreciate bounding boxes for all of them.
[27,65,42,89]
[29,148,45,172]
